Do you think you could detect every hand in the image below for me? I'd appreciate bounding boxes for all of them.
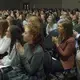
[52,37,58,44]
[16,42,24,55]
[52,37,59,47]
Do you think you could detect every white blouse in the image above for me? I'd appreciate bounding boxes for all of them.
[0,36,19,68]
[46,23,58,35]
[1,45,17,67]
[0,36,11,54]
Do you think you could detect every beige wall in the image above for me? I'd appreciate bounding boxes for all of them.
[1,0,80,10]
[21,0,62,9]
[62,0,80,9]
[30,0,61,8]
[0,0,20,10]
[0,0,5,9]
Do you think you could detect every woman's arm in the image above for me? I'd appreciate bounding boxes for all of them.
[57,41,75,57]
[20,51,43,75]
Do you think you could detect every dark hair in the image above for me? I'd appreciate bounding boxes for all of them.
[58,19,73,37]
[0,20,9,38]
[16,19,24,33]
[9,25,24,53]
[7,16,16,25]
[78,36,80,49]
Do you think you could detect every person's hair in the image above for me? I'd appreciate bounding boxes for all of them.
[25,24,43,46]
[2,15,7,19]
[28,15,41,27]
[9,25,24,53]
[58,18,73,37]
[48,14,56,23]
[65,15,72,21]
[24,16,43,46]
[0,20,8,38]
[7,16,16,25]
[16,19,24,33]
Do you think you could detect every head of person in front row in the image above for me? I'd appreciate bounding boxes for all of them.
[23,24,43,47]
[6,25,24,53]
[26,15,44,41]
[15,19,45,80]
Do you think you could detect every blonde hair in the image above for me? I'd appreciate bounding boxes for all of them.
[24,16,42,45]
[27,16,41,28]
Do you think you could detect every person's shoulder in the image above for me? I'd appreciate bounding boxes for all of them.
[3,36,11,42]
[67,37,75,43]
[34,45,44,55]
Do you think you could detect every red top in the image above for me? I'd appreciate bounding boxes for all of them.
[57,37,75,69]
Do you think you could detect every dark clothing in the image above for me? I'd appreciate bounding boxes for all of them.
[42,22,47,37]
[43,29,59,50]
[51,59,64,74]
[20,44,45,76]
[7,43,45,80]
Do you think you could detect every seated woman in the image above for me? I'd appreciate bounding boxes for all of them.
[0,20,10,59]
[52,18,75,70]
[0,25,23,67]
[7,16,46,80]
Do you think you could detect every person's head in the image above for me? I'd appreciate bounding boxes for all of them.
[18,14,25,21]
[6,25,23,43]
[24,16,43,45]
[2,15,7,20]
[16,19,24,33]
[0,20,8,38]
[36,11,40,17]
[27,15,41,28]
[40,13,46,21]
[47,15,56,24]
[32,11,36,16]
[58,18,73,38]
[60,15,66,19]
[65,15,72,21]
[23,23,42,45]
[6,16,15,26]
[6,25,24,52]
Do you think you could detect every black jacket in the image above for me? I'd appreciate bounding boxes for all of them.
[7,43,45,80]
